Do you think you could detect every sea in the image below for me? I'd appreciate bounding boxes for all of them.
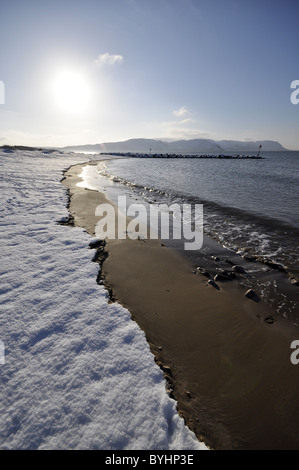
[92,150,299,323]
[103,152,298,266]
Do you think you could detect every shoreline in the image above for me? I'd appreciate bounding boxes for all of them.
[62,160,299,450]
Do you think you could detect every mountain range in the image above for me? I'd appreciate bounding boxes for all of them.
[62,138,287,154]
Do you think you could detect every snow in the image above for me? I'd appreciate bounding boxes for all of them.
[0,149,206,450]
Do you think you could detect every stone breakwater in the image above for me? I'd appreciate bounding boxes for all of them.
[100,152,264,159]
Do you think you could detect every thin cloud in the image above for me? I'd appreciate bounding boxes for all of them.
[162,118,194,127]
[179,118,194,124]
[95,53,124,67]
[160,117,214,141]
[167,128,215,140]
[173,106,190,117]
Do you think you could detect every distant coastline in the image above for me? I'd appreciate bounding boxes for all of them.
[0,139,291,155]
[60,137,287,155]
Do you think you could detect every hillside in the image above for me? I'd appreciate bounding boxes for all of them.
[62,138,287,154]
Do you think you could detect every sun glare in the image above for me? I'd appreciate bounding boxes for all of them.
[52,69,90,114]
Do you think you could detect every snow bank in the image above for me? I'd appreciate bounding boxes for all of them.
[0,149,206,450]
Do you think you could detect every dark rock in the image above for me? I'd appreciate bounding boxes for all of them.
[155,359,163,368]
[260,259,287,272]
[225,259,235,265]
[211,256,220,262]
[57,215,74,226]
[232,265,246,274]
[245,289,260,302]
[92,246,108,263]
[214,273,228,282]
[264,316,274,324]
[96,272,103,285]
[106,285,116,302]
[89,238,106,249]
[161,365,174,398]
[208,279,220,290]
[166,385,175,399]
[242,254,258,262]
[214,270,236,282]
[225,271,237,279]
[162,365,172,377]
[197,267,212,278]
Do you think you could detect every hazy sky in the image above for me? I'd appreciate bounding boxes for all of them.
[0,0,299,149]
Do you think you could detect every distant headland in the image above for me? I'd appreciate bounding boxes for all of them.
[61,138,287,155]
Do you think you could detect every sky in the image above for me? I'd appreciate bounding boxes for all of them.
[0,0,299,149]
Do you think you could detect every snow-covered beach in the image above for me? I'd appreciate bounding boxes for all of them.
[2,147,299,451]
[0,148,205,450]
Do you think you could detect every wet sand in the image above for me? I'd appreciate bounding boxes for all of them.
[62,161,299,450]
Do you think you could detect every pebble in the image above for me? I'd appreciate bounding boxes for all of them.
[264,316,274,324]
[214,270,236,282]
[89,238,105,249]
[208,279,220,290]
[245,289,260,302]
[232,265,246,274]
[197,267,212,278]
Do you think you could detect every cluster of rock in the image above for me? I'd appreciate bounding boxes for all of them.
[196,253,266,306]
[195,251,299,326]
[100,152,263,159]
[196,264,249,292]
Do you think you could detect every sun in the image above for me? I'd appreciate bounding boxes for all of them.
[52,68,91,114]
